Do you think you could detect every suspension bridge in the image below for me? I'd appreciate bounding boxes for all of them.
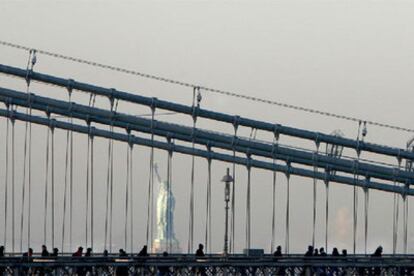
[0,44,413,274]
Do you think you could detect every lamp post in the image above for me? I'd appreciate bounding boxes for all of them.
[221,168,233,256]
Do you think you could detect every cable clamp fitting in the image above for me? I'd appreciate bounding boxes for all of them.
[233,115,240,131]
[285,160,291,178]
[151,97,158,113]
[128,134,134,148]
[89,126,95,139]
[49,118,56,132]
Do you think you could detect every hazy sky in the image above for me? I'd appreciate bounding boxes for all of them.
[0,0,413,254]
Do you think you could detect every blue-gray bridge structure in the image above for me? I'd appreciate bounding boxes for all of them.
[0,61,413,274]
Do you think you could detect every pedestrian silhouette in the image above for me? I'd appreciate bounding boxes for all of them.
[23,248,33,257]
[273,245,282,257]
[314,248,319,256]
[119,249,127,257]
[196,243,205,257]
[342,249,347,257]
[103,249,108,257]
[319,247,327,256]
[41,245,50,257]
[305,245,313,256]
[372,246,383,257]
[72,246,83,257]
[51,248,59,257]
[85,248,92,257]
[332,248,339,256]
[138,245,149,257]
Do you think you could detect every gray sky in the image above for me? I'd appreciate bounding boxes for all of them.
[0,0,413,254]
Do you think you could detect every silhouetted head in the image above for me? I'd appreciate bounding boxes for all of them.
[28,248,33,254]
[374,246,383,255]
[342,249,347,255]
[53,248,59,254]
[86,248,92,253]
[0,246,4,252]
[320,247,325,253]
[42,245,47,251]
[78,246,83,252]
[308,245,313,251]
[198,244,204,250]
[103,250,108,256]
[163,251,168,257]
[277,246,281,251]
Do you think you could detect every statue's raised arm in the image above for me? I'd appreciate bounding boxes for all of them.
[153,163,163,183]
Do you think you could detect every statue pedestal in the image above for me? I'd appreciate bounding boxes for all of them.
[152,238,181,254]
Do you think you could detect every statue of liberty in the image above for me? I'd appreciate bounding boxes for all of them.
[152,163,181,253]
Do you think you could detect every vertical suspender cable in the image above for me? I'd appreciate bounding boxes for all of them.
[403,187,408,254]
[392,162,401,254]
[85,94,96,249]
[109,99,117,253]
[167,148,170,252]
[146,103,155,251]
[312,147,319,249]
[353,159,359,255]
[230,118,238,254]
[393,190,399,254]
[325,173,329,252]
[90,131,94,250]
[109,133,115,253]
[246,155,251,250]
[20,109,29,252]
[11,118,15,253]
[27,114,32,249]
[43,126,50,246]
[230,149,236,254]
[270,132,279,253]
[363,180,369,255]
[188,150,195,254]
[51,123,55,249]
[188,88,198,254]
[27,97,32,251]
[27,50,36,250]
[205,148,212,253]
[166,140,173,252]
[104,122,113,251]
[3,108,9,248]
[129,143,134,253]
[85,126,90,248]
[285,167,290,254]
[124,142,130,251]
[61,123,70,252]
[69,126,73,252]
[353,122,361,255]
[20,49,32,252]
[62,87,73,252]
[68,90,74,253]
[170,143,174,253]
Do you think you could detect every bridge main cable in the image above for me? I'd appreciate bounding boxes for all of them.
[0,108,412,196]
[0,63,413,162]
[0,87,413,186]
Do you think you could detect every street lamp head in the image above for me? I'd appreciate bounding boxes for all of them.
[221,168,234,183]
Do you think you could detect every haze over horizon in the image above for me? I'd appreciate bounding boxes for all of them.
[0,0,413,254]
